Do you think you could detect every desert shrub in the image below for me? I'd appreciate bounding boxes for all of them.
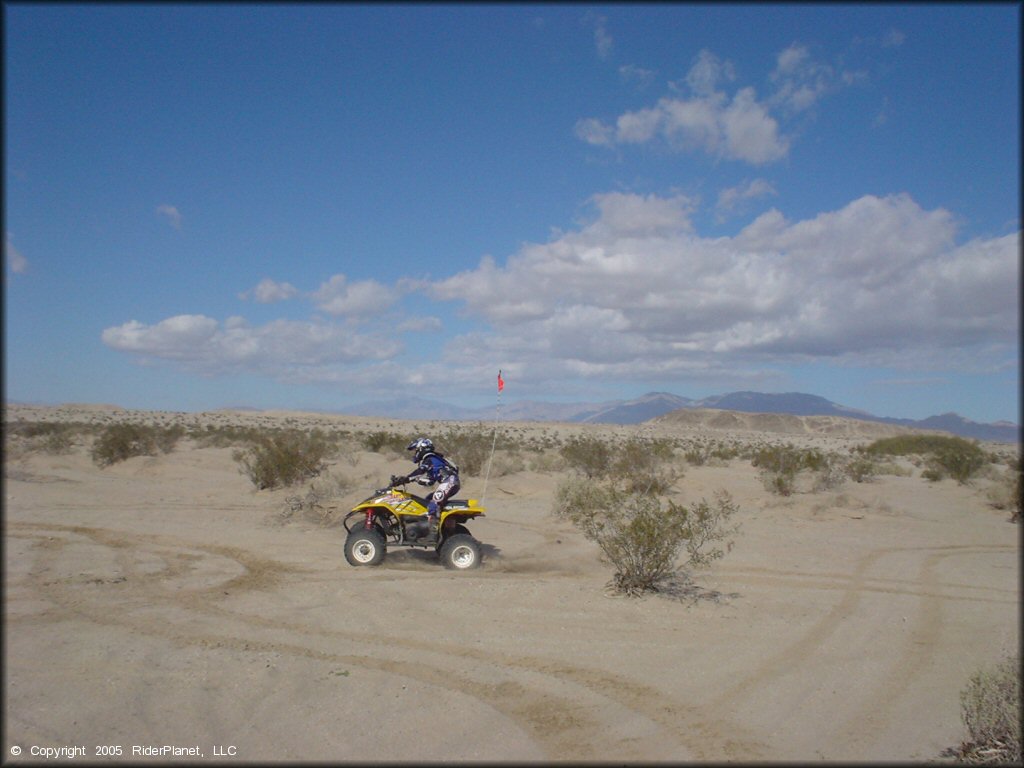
[154,424,185,453]
[280,470,354,525]
[861,434,989,485]
[7,420,96,455]
[812,455,847,492]
[932,440,987,485]
[528,449,566,473]
[949,654,1021,764]
[845,455,878,483]
[983,468,1021,518]
[436,426,494,476]
[612,436,680,494]
[491,450,527,477]
[360,430,408,454]
[234,429,333,489]
[684,446,709,466]
[552,475,739,596]
[40,430,74,454]
[862,434,972,457]
[752,444,805,496]
[91,423,182,466]
[560,435,612,478]
[190,424,266,448]
[752,445,852,495]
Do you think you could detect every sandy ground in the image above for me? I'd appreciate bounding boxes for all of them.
[3,404,1020,763]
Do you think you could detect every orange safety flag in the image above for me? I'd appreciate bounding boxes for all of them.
[497,370,505,392]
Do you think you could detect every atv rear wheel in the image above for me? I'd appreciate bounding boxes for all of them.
[439,534,481,570]
[344,527,386,566]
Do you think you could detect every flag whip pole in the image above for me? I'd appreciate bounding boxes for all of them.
[480,370,503,508]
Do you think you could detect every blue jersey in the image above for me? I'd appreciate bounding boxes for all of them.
[408,452,458,484]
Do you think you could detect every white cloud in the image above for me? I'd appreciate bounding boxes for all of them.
[6,232,28,274]
[574,116,615,146]
[424,191,1019,387]
[619,63,655,89]
[716,178,778,220]
[768,43,838,113]
[591,14,612,59]
[240,277,299,303]
[156,204,182,230]
[578,49,788,164]
[101,314,401,377]
[312,273,395,317]
[681,49,735,96]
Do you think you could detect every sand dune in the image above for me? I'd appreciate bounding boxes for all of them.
[4,404,1019,762]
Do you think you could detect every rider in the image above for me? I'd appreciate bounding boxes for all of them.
[395,437,460,532]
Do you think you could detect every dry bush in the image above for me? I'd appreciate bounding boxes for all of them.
[360,430,409,455]
[6,420,97,456]
[90,423,183,467]
[845,454,878,483]
[948,654,1021,764]
[552,474,739,596]
[527,449,566,473]
[983,468,1020,518]
[189,424,266,448]
[436,426,494,476]
[280,471,354,525]
[233,429,334,490]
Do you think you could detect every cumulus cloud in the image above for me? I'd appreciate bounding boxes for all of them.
[312,274,395,317]
[101,314,401,378]
[581,43,874,163]
[716,178,777,220]
[6,232,28,274]
[578,49,788,164]
[156,204,182,230]
[425,191,1019,386]
[240,278,299,303]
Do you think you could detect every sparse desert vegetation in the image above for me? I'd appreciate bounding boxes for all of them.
[948,653,1021,764]
[4,402,1018,762]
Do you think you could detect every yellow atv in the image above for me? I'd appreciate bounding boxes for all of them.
[342,476,485,570]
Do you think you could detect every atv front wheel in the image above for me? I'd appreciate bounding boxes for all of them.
[439,534,481,570]
[345,527,386,566]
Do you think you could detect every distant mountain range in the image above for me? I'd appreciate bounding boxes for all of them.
[344,390,1019,443]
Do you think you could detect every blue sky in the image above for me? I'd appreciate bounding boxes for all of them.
[4,4,1020,423]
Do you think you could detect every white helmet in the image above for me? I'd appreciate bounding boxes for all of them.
[406,437,434,463]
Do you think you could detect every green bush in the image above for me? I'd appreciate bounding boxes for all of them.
[552,475,739,596]
[862,434,975,457]
[559,434,679,492]
[560,435,612,478]
[91,423,182,467]
[861,434,989,485]
[234,429,333,490]
[932,441,987,485]
[950,654,1021,764]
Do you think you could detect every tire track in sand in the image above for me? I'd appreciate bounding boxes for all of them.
[704,542,1014,745]
[7,522,765,761]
